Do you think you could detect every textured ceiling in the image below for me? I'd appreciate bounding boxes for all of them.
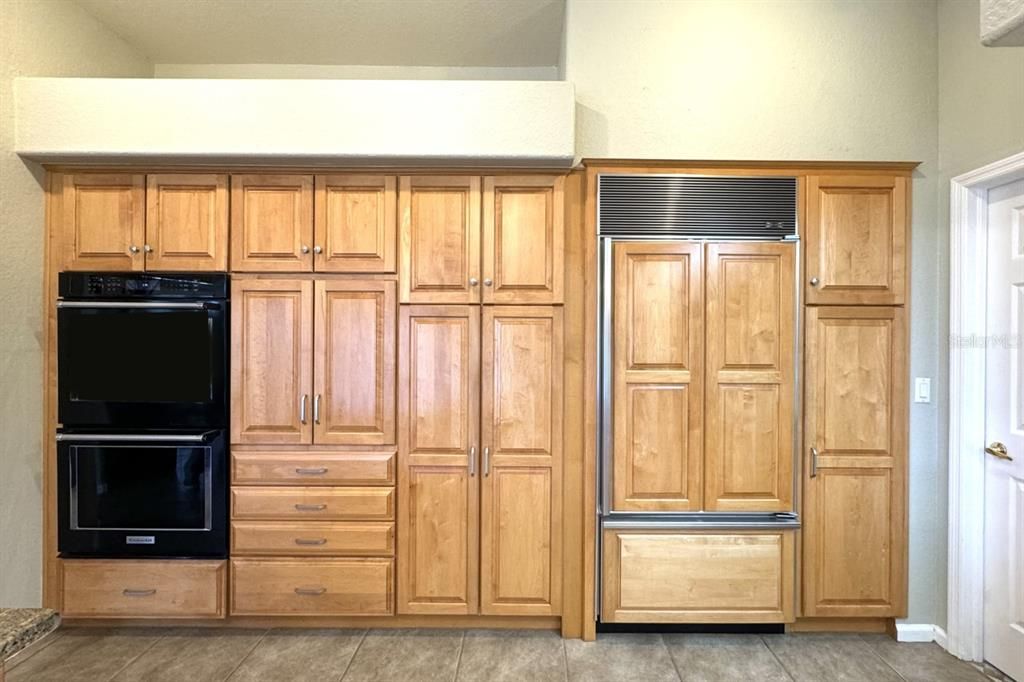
[75,0,565,66]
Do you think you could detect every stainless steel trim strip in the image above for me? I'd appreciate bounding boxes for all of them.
[57,433,211,443]
[57,301,209,309]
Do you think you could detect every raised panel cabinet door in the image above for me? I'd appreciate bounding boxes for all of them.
[704,243,795,512]
[230,175,314,272]
[805,174,907,305]
[612,242,703,511]
[231,279,314,445]
[313,280,396,445]
[480,306,563,616]
[399,176,481,304]
[397,306,480,614]
[802,306,907,617]
[63,174,145,271]
[482,176,564,304]
[145,174,229,271]
[314,175,397,273]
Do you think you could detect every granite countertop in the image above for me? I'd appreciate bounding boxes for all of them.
[0,608,60,661]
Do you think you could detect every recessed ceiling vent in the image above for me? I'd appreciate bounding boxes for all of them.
[598,174,798,239]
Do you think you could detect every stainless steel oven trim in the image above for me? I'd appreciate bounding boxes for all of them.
[57,301,211,309]
[57,432,214,443]
[68,443,214,532]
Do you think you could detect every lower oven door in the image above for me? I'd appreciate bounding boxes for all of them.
[57,430,227,558]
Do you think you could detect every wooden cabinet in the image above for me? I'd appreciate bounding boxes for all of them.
[231,521,395,556]
[397,306,480,614]
[611,242,703,512]
[231,278,396,446]
[704,243,794,511]
[805,175,907,305]
[482,176,564,304]
[62,174,145,271]
[232,486,395,521]
[315,175,397,273]
[231,279,313,445]
[61,560,226,618]
[802,306,907,617]
[602,529,794,623]
[399,176,481,304]
[231,558,394,616]
[480,307,563,615]
[145,174,228,271]
[232,450,395,486]
[231,175,314,272]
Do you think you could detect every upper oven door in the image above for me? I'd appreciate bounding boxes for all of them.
[57,300,227,428]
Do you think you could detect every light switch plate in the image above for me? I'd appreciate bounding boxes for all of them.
[914,377,931,403]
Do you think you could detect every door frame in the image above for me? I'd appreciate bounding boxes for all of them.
[947,149,1024,661]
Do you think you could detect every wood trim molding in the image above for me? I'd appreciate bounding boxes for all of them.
[947,149,1024,662]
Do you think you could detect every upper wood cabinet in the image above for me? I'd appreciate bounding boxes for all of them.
[482,176,564,304]
[231,175,314,272]
[397,306,480,614]
[399,176,481,304]
[314,175,397,273]
[704,243,795,512]
[231,277,396,446]
[62,174,145,271]
[313,280,396,445]
[480,306,563,616]
[802,306,907,617]
[231,279,313,445]
[805,175,907,305]
[611,242,703,512]
[145,174,228,271]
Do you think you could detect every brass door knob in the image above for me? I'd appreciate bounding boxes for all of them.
[985,442,1013,461]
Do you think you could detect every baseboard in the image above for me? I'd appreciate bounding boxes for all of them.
[895,623,949,648]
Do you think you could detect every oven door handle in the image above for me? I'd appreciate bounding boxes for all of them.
[57,301,212,310]
[56,431,217,443]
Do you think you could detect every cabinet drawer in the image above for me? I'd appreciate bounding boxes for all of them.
[231,521,395,556]
[232,450,395,486]
[231,558,393,616]
[602,529,795,623]
[232,486,394,520]
[61,560,226,618]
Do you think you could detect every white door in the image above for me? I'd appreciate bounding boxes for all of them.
[984,178,1024,681]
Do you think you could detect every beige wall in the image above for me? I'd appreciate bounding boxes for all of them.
[0,0,151,606]
[564,0,945,625]
[934,0,1024,629]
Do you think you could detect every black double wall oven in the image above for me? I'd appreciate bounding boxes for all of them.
[56,272,229,558]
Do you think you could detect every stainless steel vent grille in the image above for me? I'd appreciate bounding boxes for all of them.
[598,174,798,239]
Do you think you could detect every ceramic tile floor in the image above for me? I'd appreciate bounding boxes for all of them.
[6,627,999,682]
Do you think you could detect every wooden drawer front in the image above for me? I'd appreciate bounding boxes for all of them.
[602,530,794,623]
[233,451,395,486]
[232,486,394,520]
[231,558,393,616]
[231,521,395,556]
[61,560,226,618]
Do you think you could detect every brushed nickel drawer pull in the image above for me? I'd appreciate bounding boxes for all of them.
[294,503,327,512]
[122,588,156,597]
[294,537,327,546]
[295,467,328,476]
[294,587,326,596]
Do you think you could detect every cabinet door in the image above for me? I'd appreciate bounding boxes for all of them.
[230,175,314,272]
[145,174,228,271]
[612,242,703,511]
[480,306,563,616]
[805,175,907,305]
[231,279,313,444]
[62,174,145,271]
[704,243,795,511]
[482,176,564,304]
[314,175,397,273]
[802,306,906,617]
[397,306,480,614]
[313,280,396,445]
[399,176,481,304]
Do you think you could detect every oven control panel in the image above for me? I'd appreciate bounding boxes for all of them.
[59,273,229,300]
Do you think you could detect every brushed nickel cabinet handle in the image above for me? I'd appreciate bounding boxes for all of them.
[294,503,327,512]
[301,245,310,254]
[483,278,493,287]
[483,446,491,476]
[809,277,820,286]
[300,394,308,424]
[129,245,140,254]
[122,588,156,597]
[314,394,321,425]
[294,538,327,546]
[469,446,476,476]
[810,447,819,478]
[295,467,328,476]
[313,245,323,255]
[294,587,326,596]
[469,278,479,286]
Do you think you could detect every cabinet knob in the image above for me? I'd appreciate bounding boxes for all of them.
[129,245,140,254]
[483,278,493,287]
[313,245,323,255]
[809,277,820,286]
[301,245,310,254]
[143,244,153,253]
[469,278,479,286]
